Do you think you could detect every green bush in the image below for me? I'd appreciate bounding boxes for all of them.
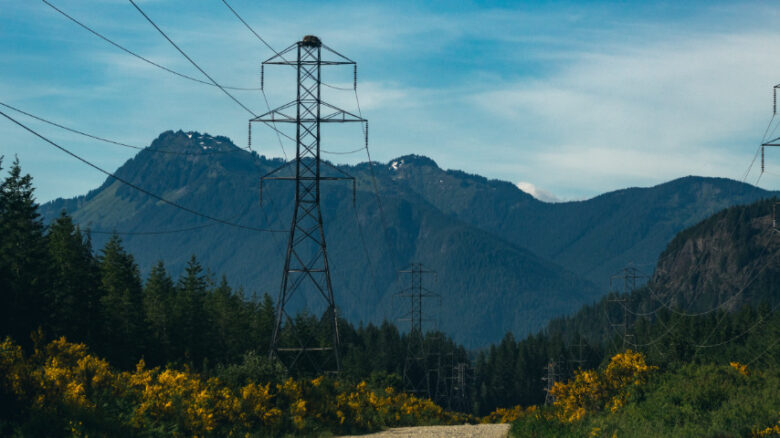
[583,364,779,438]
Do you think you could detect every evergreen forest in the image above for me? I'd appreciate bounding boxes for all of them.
[2,158,779,436]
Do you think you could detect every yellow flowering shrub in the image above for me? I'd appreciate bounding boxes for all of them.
[730,361,750,377]
[551,350,656,423]
[0,337,28,397]
[0,337,468,436]
[754,412,780,437]
[481,404,536,423]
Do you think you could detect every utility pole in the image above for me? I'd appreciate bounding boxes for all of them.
[255,35,366,374]
[395,263,438,398]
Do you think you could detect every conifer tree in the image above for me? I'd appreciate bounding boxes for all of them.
[255,292,276,351]
[143,261,175,366]
[208,276,241,363]
[98,234,146,368]
[47,211,102,344]
[173,255,211,366]
[0,158,51,345]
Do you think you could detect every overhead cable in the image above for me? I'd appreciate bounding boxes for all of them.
[0,100,241,156]
[41,0,260,91]
[0,108,285,234]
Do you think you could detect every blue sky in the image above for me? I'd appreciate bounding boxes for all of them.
[2,0,780,203]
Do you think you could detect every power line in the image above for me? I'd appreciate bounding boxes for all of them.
[351,89,402,270]
[0,100,242,156]
[44,0,297,151]
[218,0,293,159]
[647,238,777,318]
[693,299,780,350]
[624,221,779,350]
[219,0,352,94]
[41,0,260,91]
[217,0,398,282]
[0,108,286,234]
[217,3,388,306]
[322,146,367,155]
[87,223,215,236]
[128,0,257,117]
[128,0,301,150]
[220,0,358,159]
[219,0,279,60]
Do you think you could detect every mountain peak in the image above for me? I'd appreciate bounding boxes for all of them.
[148,130,237,153]
[388,155,438,171]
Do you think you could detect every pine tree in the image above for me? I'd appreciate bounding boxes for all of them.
[143,261,175,366]
[47,211,102,344]
[173,255,211,367]
[255,292,276,351]
[98,234,146,368]
[0,158,51,345]
[208,276,243,364]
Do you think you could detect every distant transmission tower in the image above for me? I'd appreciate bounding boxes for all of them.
[761,84,780,173]
[568,335,586,370]
[255,35,367,374]
[542,360,558,405]
[608,266,647,350]
[446,353,470,411]
[395,263,439,398]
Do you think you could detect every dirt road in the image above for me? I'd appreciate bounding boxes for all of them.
[338,423,510,438]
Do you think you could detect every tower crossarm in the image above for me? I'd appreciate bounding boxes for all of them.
[762,136,780,147]
[263,42,355,66]
[260,161,356,205]
[252,101,366,124]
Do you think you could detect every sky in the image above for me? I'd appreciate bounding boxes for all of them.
[2,0,780,203]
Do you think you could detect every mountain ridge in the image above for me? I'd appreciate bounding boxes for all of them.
[39,130,777,347]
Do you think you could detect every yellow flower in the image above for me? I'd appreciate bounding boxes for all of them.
[730,361,749,377]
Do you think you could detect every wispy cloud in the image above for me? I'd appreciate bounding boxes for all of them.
[4,1,780,202]
[471,27,780,197]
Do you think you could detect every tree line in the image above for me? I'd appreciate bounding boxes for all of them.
[1,158,778,417]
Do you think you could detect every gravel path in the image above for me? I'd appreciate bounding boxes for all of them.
[338,423,510,438]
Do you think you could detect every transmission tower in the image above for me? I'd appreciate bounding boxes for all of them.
[395,263,439,398]
[568,335,587,370]
[761,84,780,173]
[608,266,648,350]
[254,35,367,374]
[445,353,470,411]
[542,360,558,405]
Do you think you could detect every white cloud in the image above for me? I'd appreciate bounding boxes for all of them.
[472,29,780,197]
[515,181,561,203]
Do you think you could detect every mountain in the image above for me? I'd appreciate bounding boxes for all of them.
[379,155,774,287]
[544,197,780,348]
[649,198,780,312]
[41,131,598,348]
[40,131,776,347]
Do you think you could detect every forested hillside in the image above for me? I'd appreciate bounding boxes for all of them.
[476,198,780,414]
[385,155,776,287]
[40,131,600,348]
[2,157,779,436]
[39,130,776,347]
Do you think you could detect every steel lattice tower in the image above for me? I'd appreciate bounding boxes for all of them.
[395,263,439,398]
[608,266,647,350]
[542,361,558,405]
[252,35,366,373]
